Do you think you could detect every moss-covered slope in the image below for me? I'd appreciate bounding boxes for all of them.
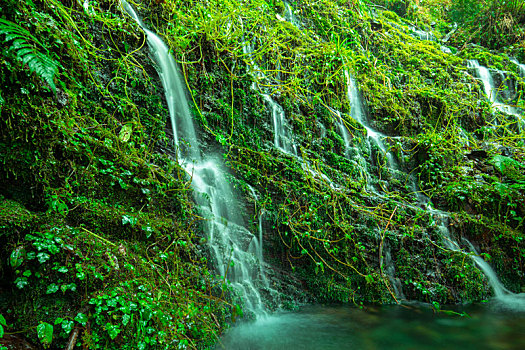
[0,0,524,348]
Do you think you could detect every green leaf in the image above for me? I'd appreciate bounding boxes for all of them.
[0,315,6,327]
[118,177,128,189]
[141,225,153,238]
[61,283,77,292]
[119,124,132,142]
[0,324,4,338]
[14,277,28,289]
[37,252,50,263]
[61,320,74,334]
[106,323,121,340]
[46,283,59,294]
[9,247,25,269]
[122,215,137,226]
[37,322,53,347]
[74,313,88,326]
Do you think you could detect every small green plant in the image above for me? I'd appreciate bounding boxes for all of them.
[0,314,7,338]
[37,322,54,348]
[0,19,60,92]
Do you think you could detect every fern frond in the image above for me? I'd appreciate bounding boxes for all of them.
[0,19,43,46]
[0,19,59,93]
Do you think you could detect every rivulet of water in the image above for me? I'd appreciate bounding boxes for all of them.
[121,0,267,315]
[467,60,523,127]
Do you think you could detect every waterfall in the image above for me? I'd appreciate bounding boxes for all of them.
[121,1,523,313]
[464,240,509,297]
[121,1,267,315]
[242,38,298,156]
[463,239,525,311]
[408,26,436,41]
[284,1,301,28]
[440,46,452,54]
[382,243,406,300]
[467,60,523,126]
[121,1,199,161]
[261,94,298,156]
[341,70,409,300]
[510,57,525,78]
[467,60,497,103]
[244,28,338,190]
[339,69,506,304]
[344,70,398,170]
[426,207,525,310]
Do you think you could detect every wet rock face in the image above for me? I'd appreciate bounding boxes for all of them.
[492,70,518,102]
[56,87,69,107]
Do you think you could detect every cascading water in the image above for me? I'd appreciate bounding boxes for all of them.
[467,60,523,126]
[466,60,496,102]
[464,240,510,296]
[284,1,301,28]
[244,24,337,189]
[408,26,436,41]
[464,240,525,311]
[121,1,267,315]
[382,243,406,300]
[338,69,517,304]
[343,70,398,170]
[123,0,523,315]
[120,2,199,161]
[339,70,410,300]
[262,94,298,156]
[243,39,298,156]
[510,57,525,78]
[330,107,376,193]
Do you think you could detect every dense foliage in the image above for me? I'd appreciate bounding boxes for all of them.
[0,0,524,348]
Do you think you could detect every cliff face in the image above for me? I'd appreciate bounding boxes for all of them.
[0,0,524,348]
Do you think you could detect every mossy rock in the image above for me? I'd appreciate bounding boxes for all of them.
[0,197,37,237]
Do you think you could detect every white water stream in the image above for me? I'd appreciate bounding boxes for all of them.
[122,1,267,315]
[262,94,298,156]
[284,1,301,29]
[343,70,398,170]
[244,25,339,190]
[467,60,523,128]
[464,240,525,311]
[510,57,525,78]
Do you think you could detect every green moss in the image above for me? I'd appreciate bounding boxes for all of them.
[0,0,524,347]
[0,197,36,237]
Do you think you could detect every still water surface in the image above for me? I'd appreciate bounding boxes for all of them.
[218,302,525,350]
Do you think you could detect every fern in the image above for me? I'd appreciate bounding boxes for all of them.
[0,19,59,93]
